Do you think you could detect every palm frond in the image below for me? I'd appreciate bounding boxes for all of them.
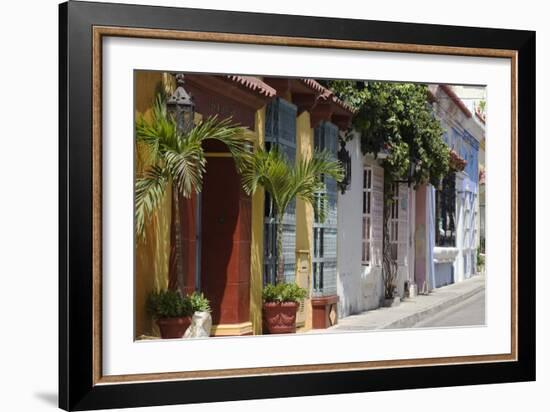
[164,144,206,198]
[309,149,345,182]
[136,94,179,163]
[241,147,295,218]
[135,165,168,239]
[186,115,253,172]
[242,146,344,223]
[288,149,343,222]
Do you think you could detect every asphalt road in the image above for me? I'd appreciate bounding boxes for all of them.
[413,289,486,328]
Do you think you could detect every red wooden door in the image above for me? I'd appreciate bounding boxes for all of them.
[200,157,251,326]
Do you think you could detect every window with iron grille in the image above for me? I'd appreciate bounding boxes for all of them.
[263,98,297,285]
[435,172,456,247]
[464,192,471,249]
[362,167,373,265]
[312,121,338,297]
[389,183,399,261]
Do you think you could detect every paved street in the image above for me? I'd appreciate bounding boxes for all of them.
[320,275,485,332]
[413,289,485,328]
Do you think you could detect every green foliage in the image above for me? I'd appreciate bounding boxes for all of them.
[477,247,485,271]
[262,282,308,303]
[135,93,252,239]
[477,99,486,114]
[146,289,193,319]
[188,291,211,313]
[325,81,449,186]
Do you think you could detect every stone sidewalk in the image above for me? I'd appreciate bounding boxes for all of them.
[327,274,485,332]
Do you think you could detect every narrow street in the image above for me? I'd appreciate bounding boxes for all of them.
[323,275,485,332]
[413,289,485,328]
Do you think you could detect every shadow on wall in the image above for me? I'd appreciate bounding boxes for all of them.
[337,271,358,318]
[337,266,384,318]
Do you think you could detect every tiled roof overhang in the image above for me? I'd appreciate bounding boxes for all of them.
[185,74,277,130]
[263,77,356,131]
[186,74,276,112]
[185,73,355,131]
[439,84,472,118]
[475,109,486,124]
[224,75,277,98]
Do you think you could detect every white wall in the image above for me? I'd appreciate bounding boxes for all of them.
[337,135,384,316]
[455,172,478,281]
[1,1,547,412]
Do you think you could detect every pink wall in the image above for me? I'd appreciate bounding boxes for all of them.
[415,185,427,290]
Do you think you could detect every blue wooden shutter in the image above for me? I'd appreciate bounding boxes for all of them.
[312,121,339,297]
[264,98,297,284]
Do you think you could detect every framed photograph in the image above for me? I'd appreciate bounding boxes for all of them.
[59,1,535,410]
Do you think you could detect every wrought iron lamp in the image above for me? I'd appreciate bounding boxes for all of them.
[337,138,352,194]
[167,73,195,133]
[394,156,419,187]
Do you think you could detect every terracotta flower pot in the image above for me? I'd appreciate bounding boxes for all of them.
[156,316,192,339]
[262,302,299,334]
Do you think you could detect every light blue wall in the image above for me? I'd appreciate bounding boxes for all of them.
[434,262,454,287]
[442,124,479,183]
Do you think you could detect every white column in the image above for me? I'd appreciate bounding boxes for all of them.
[455,192,465,282]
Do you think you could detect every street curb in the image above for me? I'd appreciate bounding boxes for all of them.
[380,281,485,330]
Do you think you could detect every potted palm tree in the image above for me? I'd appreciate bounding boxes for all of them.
[242,147,344,333]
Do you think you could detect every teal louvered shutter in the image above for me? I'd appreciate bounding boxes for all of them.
[264,98,297,285]
[312,121,339,297]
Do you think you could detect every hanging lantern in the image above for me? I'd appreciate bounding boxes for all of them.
[166,73,195,133]
[406,157,421,187]
[337,138,352,194]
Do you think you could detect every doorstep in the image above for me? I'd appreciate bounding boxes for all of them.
[210,321,253,336]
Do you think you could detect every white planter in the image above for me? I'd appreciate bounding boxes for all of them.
[433,247,459,264]
[184,311,212,338]
[408,283,418,298]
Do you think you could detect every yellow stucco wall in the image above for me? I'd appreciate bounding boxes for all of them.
[250,107,266,335]
[295,111,314,331]
[135,71,172,338]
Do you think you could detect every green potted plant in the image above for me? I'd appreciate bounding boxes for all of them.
[477,247,485,275]
[147,289,193,339]
[184,292,213,338]
[188,291,211,313]
[262,283,308,334]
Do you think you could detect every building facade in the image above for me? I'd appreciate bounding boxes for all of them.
[336,84,485,320]
[337,134,385,316]
[428,84,485,287]
[135,72,354,337]
[337,133,416,315]
[135,74,484,334]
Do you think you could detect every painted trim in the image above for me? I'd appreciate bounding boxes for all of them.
[204,152,233,158]
[295,111,314,330]
[250,107,266,335]
[211,322,253,336]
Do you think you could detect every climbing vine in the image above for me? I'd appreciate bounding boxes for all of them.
[324,80,450,297]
